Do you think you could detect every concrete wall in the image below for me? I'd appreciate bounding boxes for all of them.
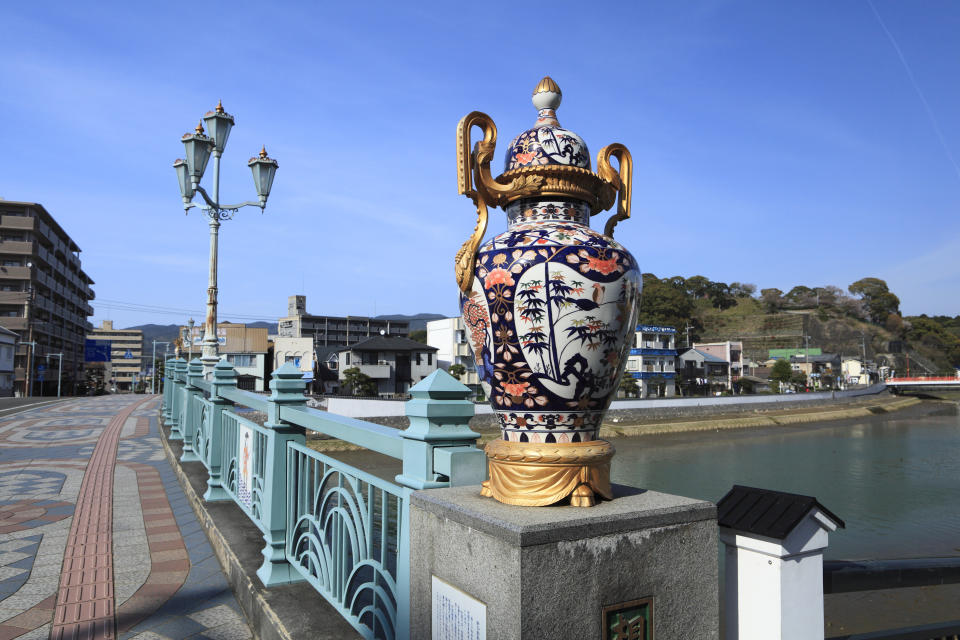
[325,383,887,419]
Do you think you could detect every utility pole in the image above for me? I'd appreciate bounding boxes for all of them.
[46,353,63,397]
[685,325,694,349]
[152,340,170,394]
[21,340,36,398]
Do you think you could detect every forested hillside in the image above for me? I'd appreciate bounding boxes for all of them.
[638,274,960,374]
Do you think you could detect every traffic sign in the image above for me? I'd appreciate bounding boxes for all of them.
[124,350,134,359]
[37,365,46,372]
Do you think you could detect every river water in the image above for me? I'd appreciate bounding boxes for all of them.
[329,400,960,562]
[610,401,960,560]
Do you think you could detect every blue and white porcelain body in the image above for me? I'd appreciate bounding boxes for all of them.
[461,198,641,443]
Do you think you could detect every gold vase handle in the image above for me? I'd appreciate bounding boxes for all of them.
[596,143,633,238]
[455,112,497,293]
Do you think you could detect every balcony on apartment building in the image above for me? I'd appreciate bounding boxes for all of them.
[353,362,391,379]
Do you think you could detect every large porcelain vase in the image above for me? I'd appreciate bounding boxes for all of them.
[462,197,640,443]
[455,78,640,507]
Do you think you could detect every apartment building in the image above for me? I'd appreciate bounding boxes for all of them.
[277,295,408,347]
[87,320,143,392]
[216,323,269,391]
[426,317,481,396]
[273,335,316,391]
[694,340,744,390]
[0,201,95,396]
[0,327,17,396]
[625,325,678,397]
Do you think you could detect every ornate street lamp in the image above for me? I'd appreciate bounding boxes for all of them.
[173,101,279,375]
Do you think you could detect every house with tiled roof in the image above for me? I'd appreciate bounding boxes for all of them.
[327,336,438,396]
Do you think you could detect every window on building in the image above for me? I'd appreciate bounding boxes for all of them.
[2,259,21,266]
[415,352,421,366]
[285,355,301,367]
[228,354,254,367]
[427,352,432,366]
[455,330,466,343]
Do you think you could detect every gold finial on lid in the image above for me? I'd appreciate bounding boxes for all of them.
[533,76,562,97]
[195,121,205,135]
[259,145,268,158]
[215,99,224,114]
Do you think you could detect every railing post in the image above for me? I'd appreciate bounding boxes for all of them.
[396,369,486,490]
[162,357,175,421]
[257,362,307,586]
[204,359,236,501]
[395,370,485,640]
[168,358,187,440]
[180,358,204,463]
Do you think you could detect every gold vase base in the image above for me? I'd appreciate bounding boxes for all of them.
[481,439,615,507]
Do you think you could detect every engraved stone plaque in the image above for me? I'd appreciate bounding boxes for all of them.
[432,575,486,640]
[602,597,653,640]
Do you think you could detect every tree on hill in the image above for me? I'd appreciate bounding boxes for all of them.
[760,288,784,313]
[639,273,697,333]
[408,329,427,343]
[729,282,757,298]
[849,278,900,324]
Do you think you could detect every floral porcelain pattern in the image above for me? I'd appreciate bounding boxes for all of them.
[461,199,641,443]
[504,109,591,172]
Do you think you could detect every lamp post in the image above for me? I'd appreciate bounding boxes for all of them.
[173,101,278,376]
[187,317,195,360]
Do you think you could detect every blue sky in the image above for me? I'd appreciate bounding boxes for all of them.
[2,1,959,328]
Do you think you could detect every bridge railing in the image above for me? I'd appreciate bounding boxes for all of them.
[161,356,487,640]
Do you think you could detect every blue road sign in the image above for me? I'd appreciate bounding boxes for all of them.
[84,340,112,362]
[124,349,133,359]
[37,365,45,372]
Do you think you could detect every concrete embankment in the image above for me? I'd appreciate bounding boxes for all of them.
[306,389,924,452]
[597,395,922,439]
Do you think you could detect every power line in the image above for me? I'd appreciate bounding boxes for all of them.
[94,298,278,322]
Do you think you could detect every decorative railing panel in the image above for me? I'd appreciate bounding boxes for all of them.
[286,442,405,640]
[221,410,269,532]
[194,398,213,466]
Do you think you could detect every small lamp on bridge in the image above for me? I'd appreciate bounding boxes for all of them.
[248,146,279,209]
[180,122,214,189]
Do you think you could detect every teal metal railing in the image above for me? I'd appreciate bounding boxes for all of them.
[287,443,404,639]
[220,409,269,531]
[160,357,487,640]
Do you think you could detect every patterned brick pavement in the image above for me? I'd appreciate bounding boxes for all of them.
[0,396,253,640]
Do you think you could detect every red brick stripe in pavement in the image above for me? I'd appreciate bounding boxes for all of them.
[51,397,153,640]
[114,461,189,635]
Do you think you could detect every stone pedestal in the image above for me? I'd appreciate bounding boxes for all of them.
[411,484,718,640]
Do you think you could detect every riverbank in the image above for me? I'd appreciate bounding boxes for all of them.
[305,391,925,452]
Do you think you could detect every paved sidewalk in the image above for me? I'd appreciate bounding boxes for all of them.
[0,395,253,639]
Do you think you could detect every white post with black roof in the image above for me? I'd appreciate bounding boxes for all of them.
[717,485,844,640]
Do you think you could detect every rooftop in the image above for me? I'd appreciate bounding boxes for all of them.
[337,336,437,353]
[717,485,844,539]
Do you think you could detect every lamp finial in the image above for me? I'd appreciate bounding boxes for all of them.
[216,100,224,114]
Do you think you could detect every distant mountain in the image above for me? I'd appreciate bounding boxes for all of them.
[124,321,278,346]
[374,313,448,331]
[126,324,181,345]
